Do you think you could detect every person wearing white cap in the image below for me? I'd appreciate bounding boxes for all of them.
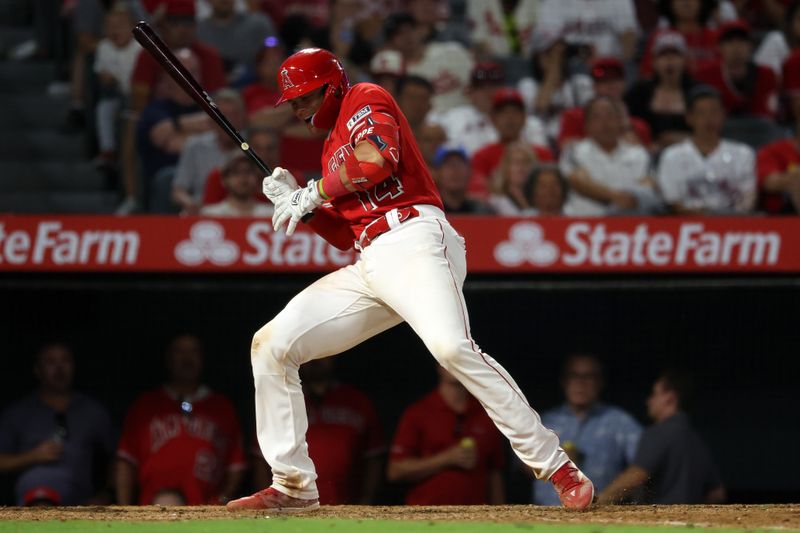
[624,31,699,150]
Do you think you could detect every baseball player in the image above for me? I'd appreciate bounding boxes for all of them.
[225,48,594,512]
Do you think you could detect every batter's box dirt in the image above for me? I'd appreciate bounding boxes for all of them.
[0,504,798,529]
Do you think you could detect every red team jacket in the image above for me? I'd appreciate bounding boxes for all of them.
[117,387,246,505]
[316,83,443,240]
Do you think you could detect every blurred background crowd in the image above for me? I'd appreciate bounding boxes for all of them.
[2,0,800,217]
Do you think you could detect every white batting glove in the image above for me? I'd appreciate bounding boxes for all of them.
[272,180,324,235]
[262,167,299,203]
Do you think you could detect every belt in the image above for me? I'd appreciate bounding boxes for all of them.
[357,207,420,249]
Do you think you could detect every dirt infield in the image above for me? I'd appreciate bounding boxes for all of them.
[0,504,798,529]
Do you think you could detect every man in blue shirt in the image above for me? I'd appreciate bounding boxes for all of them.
[0,343,113,505]
[533,354,641,505]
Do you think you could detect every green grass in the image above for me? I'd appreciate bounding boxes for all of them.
[0,519,786,533]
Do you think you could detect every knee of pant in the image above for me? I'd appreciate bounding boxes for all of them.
[251,323,296,373]
[428,339,463,370]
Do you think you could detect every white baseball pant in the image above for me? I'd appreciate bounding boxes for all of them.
[251,205,568,499]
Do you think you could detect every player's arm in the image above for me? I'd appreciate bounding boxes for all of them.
[316,113,400,201]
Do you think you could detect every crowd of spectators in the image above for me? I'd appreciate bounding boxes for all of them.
[27,0,800,217]
[0,342,725,507]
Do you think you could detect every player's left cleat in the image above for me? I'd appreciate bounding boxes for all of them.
[225,487,320,513]
[550,460,595,511]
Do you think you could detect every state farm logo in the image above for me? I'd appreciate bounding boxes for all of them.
[494,222,559,267]
[175,221,239,266]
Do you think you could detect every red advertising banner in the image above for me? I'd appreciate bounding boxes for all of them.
[0,215,798,273]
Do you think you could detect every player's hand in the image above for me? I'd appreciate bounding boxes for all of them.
[272,180,324,235]
[443,442,478,470]
[262,167,299,202]
[28,440,64,464]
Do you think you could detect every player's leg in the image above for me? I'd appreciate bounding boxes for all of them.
[249,263,402,501]
[364,215,569,480]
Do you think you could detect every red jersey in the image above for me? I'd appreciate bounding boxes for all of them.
[131,42,226,103]
[324,83,443,237]
[557,107,652,150]
[756,138,800,213]
[469,142,554,197]
[695,61,779,119]
[390,390,505,505]
[117,386,246,505]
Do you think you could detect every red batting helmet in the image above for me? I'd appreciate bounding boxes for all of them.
[275,48,349,130]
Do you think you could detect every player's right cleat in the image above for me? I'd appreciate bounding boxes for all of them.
[550,460,595,511]
[225,487,320,513]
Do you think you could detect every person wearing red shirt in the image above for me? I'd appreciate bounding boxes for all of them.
[754,50,800,213]
[469,88,553,198]
[695,20,779,119]
[129,0,225,111]
[387,366,506,505]
[558,57,652,150]
[251,358,385,505]
[115,335,246,506]
[225,48,594,513]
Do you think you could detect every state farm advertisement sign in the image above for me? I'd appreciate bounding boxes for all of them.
[0,215,798,273]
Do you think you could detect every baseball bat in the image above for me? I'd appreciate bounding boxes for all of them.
[132,21,272,175]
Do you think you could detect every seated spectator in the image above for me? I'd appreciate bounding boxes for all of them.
[754,0,800,79]
[625,32,699,151]
[488,142,540,215]
[327,0,383,80]
[536,0,639,62]
[397,75,434,140]
[532,354,641,505]
[242,38,290,122]
[129,0,226,108]
[407,0,471,46]
[558,57,652,150]
[430,62,506,156]
[560,96,657,215]
[0,343,114,506]
[200,155,274,217]
[384,13,474,114]
[136,48,215,212]
[433,146,494,214]
[417,123,447,167]
[432,63,549,157]
[251,358,385,505]
[203,126,284,205]
[172,88,245,214]
[640,0,720,77]
[387,366,505,505]
[695,20,779,119]
[657,86,756,214]
[518,30,594,142]
[116,334,245,506]
[597,370,726,504]
[197,0,276,85]
[370,50,406,98]
[466,0,539,59]
[93,3,141,168]
[521,165,569,215]
[470,88,553,198]
[754,51,800,214]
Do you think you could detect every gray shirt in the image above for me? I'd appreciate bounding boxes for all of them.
[197,13,276,68]
[634,411,723,504]
[0,392,114,505]
[173,132,236,203]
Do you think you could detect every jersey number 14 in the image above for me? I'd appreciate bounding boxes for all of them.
[355,175,404,211]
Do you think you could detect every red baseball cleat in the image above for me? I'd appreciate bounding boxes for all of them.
[226,487,320,513]
[550,461,595,510]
